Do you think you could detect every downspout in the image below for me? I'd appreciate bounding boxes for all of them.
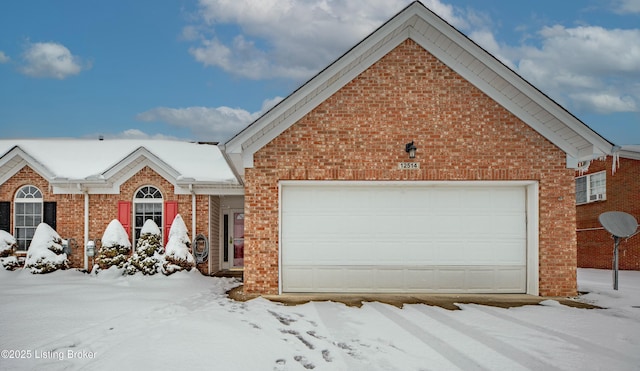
[190,184,196,241]
[81,184,89,271]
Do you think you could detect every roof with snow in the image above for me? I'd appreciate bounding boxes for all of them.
[620,145,640,160]
[0,139,242,195]
[225,1,614,172]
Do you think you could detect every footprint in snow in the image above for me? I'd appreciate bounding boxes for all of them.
[294,355,315,369]
[273,358,286,371]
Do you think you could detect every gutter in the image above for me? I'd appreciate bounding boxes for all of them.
[218,144,244,187]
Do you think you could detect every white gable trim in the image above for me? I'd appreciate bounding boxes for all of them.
[0,146,56,185]
[226,1,613,170]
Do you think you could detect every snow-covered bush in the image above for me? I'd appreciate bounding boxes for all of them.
[96,219,132,270]
[125,219,164,275]
[163,214,195,275]
[24,223,69,274]
[0,256,20,270]
[0,230,17,258]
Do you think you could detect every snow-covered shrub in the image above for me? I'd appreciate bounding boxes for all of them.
[0,256,20,270]
[125,219,164,275]
[96,219,132,270]
[163,214,195,275]
[24,223,69,274]
[0,230,17,257]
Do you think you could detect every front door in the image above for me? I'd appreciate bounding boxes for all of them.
[223,210,244,269]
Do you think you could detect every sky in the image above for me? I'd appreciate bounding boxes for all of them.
[0,0,639,145]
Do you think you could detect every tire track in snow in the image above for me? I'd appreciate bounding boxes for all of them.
[310,302,382,371]
[408,305,561,371]
[471,305,640,365]
[369,303,492,371]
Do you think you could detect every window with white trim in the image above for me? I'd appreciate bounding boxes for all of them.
[575,171,606,205]
[14,185,43,251]
[133,186,163,246]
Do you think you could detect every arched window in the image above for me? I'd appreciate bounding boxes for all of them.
[14,185,43,251]
[133,186,163,246]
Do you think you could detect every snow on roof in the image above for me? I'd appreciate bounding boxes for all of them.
[0,139,238,183]
[620,145,640,160]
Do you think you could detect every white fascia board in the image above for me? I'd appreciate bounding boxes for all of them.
[620,146,640,160]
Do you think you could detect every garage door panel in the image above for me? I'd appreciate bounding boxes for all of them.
[282,265,527,293]
[281,183,529,293]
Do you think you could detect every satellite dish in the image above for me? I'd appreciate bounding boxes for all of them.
[598,211,638,290]
[599,211,638,238]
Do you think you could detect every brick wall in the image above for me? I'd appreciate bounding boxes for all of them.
[1,165,213,274]
[577,157,640,270]
[0,166,86,267]
[244,39,577,296]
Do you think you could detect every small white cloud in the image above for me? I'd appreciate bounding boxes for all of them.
[136,97,284,141]
[570,92,637,114]
[20,42,89,79]
[612,0,640,14]
[0,51,10,63]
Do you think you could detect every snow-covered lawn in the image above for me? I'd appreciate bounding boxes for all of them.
[1,268,639,371]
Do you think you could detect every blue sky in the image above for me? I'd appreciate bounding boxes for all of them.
[1,0,639,145]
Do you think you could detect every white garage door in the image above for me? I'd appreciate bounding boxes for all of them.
[281,181,530,293]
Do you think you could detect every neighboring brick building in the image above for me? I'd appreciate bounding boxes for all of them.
[0,140,244,275]
[224,2,615,297]
[576,146,640,270]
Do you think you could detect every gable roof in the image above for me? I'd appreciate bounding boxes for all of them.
[225,1,614,171]
[0,139,242,195]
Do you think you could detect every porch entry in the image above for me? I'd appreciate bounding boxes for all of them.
[223,209,244,269]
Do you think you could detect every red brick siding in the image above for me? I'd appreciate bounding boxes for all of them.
[1,165,212,274]
[0,166,86,267]
[577,157,640,270]
[244,39,577,296]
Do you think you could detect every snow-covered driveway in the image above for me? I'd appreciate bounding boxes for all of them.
[1,268,639,370]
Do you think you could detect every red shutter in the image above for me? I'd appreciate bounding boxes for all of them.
[164,201,178,245]
[118,201,131,236]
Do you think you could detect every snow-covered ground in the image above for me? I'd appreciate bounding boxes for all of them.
[1,268,639,371]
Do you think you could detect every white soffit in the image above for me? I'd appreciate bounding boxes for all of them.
[226,1,613,168]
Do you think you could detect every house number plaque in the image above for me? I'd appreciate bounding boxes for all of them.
[398,162,420,170]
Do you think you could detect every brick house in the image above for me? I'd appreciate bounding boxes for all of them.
[0,140,244,275]
[1,2,624,297]
[224,1,615,297]
[576,146,640,270]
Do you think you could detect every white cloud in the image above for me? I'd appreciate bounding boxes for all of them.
[20,42,89,79]
[187,0,413,80]
[570,92,637,114]
[0,51,9,63]
[136,97,284,141]
[612,0,640,14]
[510,25,640,114]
